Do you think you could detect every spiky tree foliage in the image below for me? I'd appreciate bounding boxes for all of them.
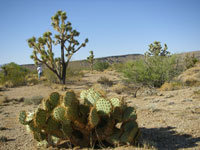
[145,41,170,57]
[87,51,94,71]
[19,88,140,148]
[27,10,88,84]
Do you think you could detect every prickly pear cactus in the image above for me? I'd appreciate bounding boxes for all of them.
[19,88,140,148]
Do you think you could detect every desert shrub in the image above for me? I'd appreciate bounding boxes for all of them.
[122,56,182,87]
[97,76,113,87]
[121,42,184,88]
[111,62,125,72]
[184,53,198,69]
[44,67,84,84]
[24,95,43,105]
[93,61,109,71]
[43,68,59,83]
[159,81,184,91]
[66,67,84,81]
[0,62,29,87]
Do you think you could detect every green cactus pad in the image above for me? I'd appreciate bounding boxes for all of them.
[112,107,122,122]
[34,108,48,128]
[106,129,121,146]
[42,99,53,112]
[61,122,73,137]
[46,117,60,132]
[49,92,60,108]
[64,90,78,107]
[19,111,29,125]
[53,106,67,122]
[120,121,139,143]
[28,120,41,132]
[95,98,112,115]
[123,107,137,122]
[110,98,121,108]
[86,88,102,105]
[65,105,78,121]
[79,104,90,123]
[88,107,100,128]
[33,131,47,142]
[80,90,87,100]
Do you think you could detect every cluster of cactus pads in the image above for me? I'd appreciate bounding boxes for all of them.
[19,88,140,148]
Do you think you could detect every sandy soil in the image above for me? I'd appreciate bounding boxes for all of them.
[0,71,200,150]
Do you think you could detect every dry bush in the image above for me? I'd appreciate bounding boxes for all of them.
[97,76,113,87]
[177,66,200,86]
[159,82,184,91]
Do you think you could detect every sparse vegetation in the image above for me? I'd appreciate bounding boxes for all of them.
[184,53,198,69]
[87,51,95,71]
[121,41,183,87]
[0,62,29,87]
[27,10,88,84]
[97,76,113,87]
[94,61,109,72]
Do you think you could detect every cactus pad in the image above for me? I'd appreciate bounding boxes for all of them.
[123,107,137,122]
[84,88,102,105]
[64,90,77,107]
[46,117,60,132]
[110,98,121,108]
[61,122,73,137]
[120,121,139,143]
[88,107,100,128]
[33,131,47,142]
[95,98,112,115]
[19,111,29,125]
[53,106,67,122]
[49,92,60,108]
[34,108,48,128]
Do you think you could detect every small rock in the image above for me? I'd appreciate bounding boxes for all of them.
[182,99,193,103]
[165,95,174,98]
[168,102,175,105]
[152,100,160,103]
[158,93,164,96]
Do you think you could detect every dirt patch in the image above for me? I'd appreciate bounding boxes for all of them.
[0,71,200,150]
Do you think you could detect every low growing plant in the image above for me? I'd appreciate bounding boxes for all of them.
[94,61,109,72]
[19,88,140,148]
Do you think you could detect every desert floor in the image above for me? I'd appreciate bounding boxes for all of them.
[0,71,200,150]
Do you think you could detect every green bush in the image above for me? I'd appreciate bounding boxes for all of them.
[184,53,198,69]
[94,61,109,71]
[122,55,182,87]
[121,41,184,88]
[0,62,29,87]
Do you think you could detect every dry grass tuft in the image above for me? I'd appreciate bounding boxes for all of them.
[177,65,200,86]
[159,82,183,91]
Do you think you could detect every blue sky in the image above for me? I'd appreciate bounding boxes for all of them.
[0,0,200,65]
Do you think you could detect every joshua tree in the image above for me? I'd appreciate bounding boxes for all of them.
[145,41,170,57]
[27,10,88,84]
[87,51,94,71]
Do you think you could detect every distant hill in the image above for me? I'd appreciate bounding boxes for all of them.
[21,53,143,70]
[20,50,200,70]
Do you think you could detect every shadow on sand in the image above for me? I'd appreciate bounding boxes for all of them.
[140,126,200,150]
